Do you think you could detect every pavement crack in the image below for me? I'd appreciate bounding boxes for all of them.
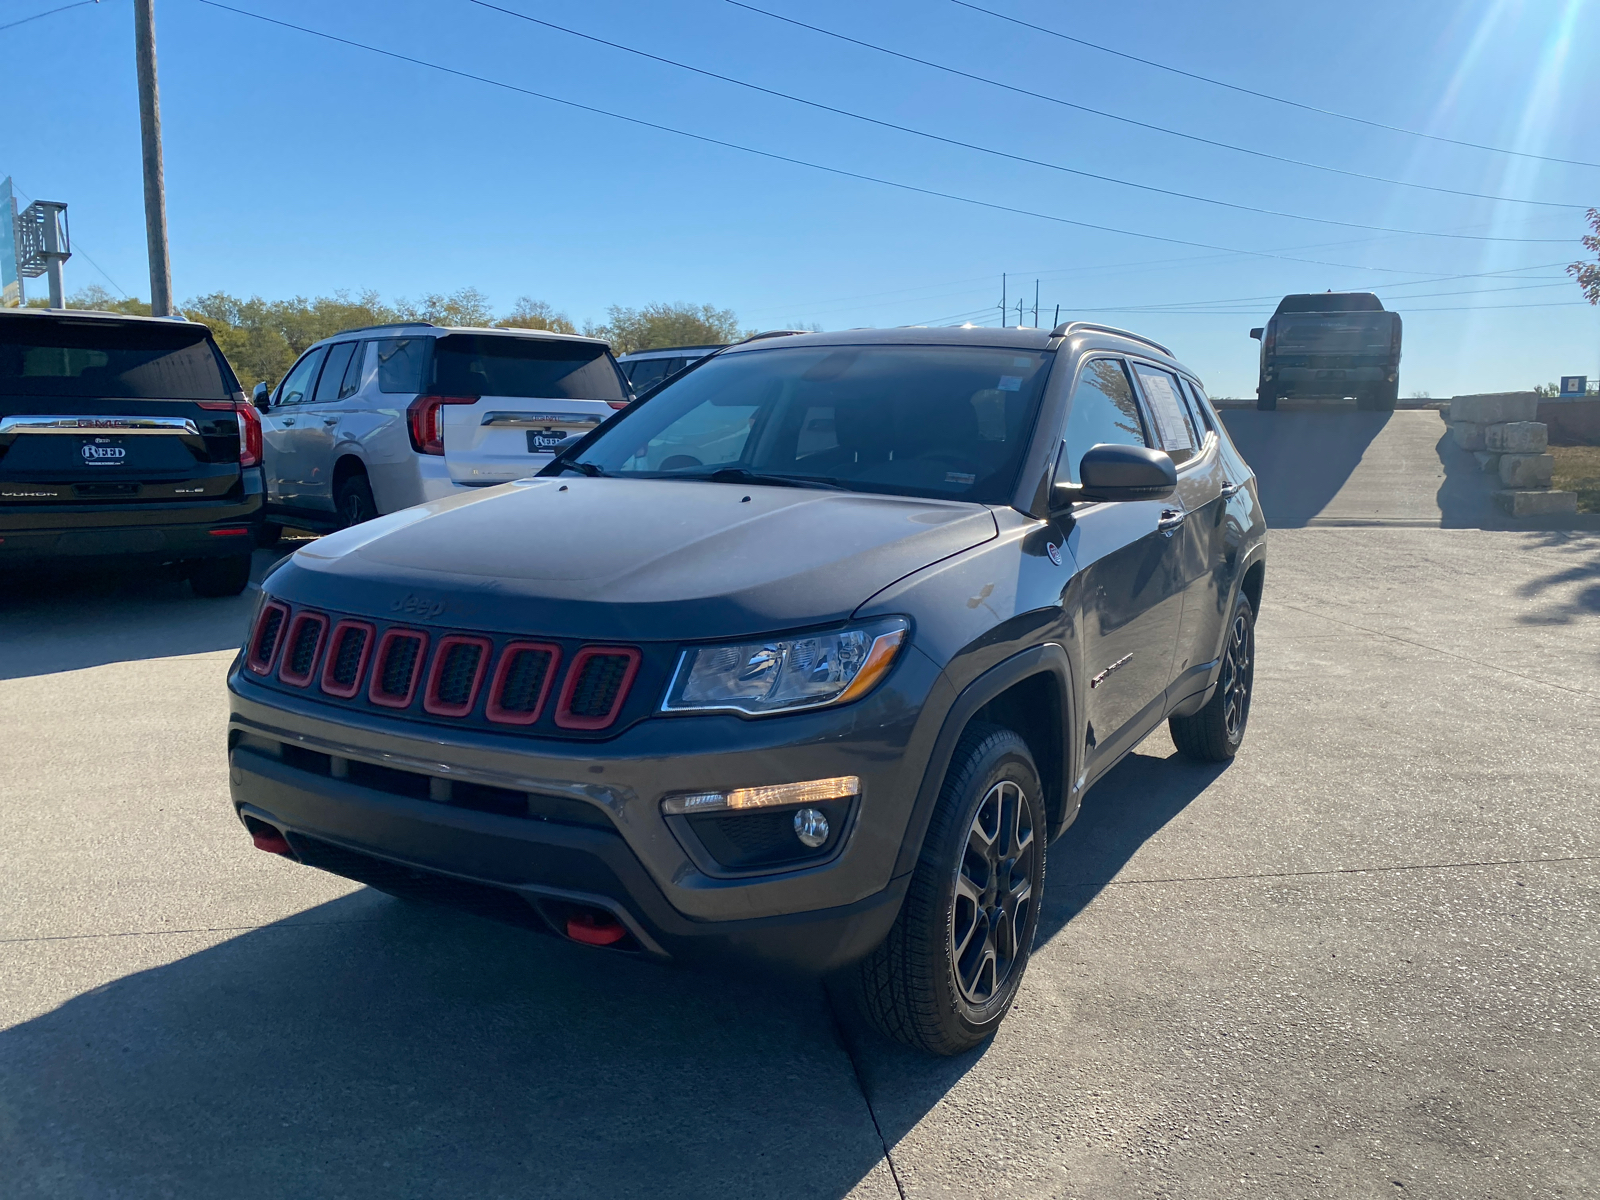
[825,986,908,1200]
[1277,603,1599,698]
[1075,853,1600,890]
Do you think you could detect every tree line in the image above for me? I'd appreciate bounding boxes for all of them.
[32,286,754,388]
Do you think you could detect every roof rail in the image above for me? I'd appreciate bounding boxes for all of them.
[1049,321,1172,357]
[328,320,436,337]
[739,329,813,343]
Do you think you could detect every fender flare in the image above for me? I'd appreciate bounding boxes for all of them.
[891,642,1078,879]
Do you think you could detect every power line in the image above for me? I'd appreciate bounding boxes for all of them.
[0,0,99,36]
[952,0,1600,171]
[724,1,1590,212]
[461,0,1572,245]
[189,0,1488,275]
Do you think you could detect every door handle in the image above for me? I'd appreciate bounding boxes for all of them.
[323,417,339,426]
[280,417,296,426]
[1158,507,1186,534]
[1220,479,1242,499]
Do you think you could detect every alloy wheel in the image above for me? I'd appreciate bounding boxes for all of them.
[950,779,1035,1006]
[1220,609,1254,739]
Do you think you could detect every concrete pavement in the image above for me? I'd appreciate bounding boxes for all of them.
[2,522,1597,1197]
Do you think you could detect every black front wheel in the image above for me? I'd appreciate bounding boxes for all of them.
[854,724,1045,1056]
[1169,592,1256,761]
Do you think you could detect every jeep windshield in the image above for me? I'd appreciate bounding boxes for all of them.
[565,343,1053,503]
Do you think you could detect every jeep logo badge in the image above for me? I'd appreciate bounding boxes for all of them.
[392,594,446,619]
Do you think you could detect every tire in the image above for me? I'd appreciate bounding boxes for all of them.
[854,724,1046,1056]
[254,521,282,548]
[189,554,252,598]
[1257,390,1278,411]
[1169,592,1256,762]
[335,473,378,529]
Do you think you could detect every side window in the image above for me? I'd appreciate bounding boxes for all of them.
[313,342,358,404]
[1179,377,1213,436]
[1060,358,1147,484]
[376,337,430,394]
[275,346,327,407]
[337,342,368,400]
[628,358,672,392]
[1132,363,1196,465]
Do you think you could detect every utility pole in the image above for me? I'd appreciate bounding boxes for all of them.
[1033,279,1039,328]
[999,273,1006,328]
[134,0,172,315]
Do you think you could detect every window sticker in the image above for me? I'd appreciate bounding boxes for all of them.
[997,375,1023,392]
[1139,371,1193,452]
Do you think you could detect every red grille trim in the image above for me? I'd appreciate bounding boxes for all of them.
[246,600,291,676]
[319,620,377,699]
[484,641,563,726]
[554,646,642,731]
[368,629,430,709]
[423,635,494,717]
[277,610,330,688]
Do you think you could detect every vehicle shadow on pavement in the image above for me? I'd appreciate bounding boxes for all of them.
[1217,410,1389,527]
[835,743,1229,1142]
[0,547,292,681]
[0,895,892,1200]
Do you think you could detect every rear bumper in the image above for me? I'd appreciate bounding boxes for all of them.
[1264,365,1394,396]
[0,471,262,563]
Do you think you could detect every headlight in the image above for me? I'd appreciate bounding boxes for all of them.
[662,618,908,715]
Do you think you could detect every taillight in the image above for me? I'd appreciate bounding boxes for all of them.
[1390,317,1402,356]
[406,395,477,455]
[606,400,630,411]
[198,399,261,467]
[236,403,262,467]
[1264,320,1276,354]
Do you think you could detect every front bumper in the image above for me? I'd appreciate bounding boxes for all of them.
[226,646,946,971]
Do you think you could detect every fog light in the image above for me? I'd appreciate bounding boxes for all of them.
[661,775,859,815]
[793,807,830,848]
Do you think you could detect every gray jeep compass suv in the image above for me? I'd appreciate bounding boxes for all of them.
[226,324,1266,1054]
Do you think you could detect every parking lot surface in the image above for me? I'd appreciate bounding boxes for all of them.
[3,518,1597,1197]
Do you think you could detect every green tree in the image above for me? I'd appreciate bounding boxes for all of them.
[496,296,576,334]
[1571,208,1600,305]
[586,302,750,354]
[395,287,494,327]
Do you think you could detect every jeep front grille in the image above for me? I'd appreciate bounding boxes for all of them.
[369,629,428,708]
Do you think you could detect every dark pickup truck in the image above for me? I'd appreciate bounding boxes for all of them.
[1251,292,1402,411]
[0,308,263,595]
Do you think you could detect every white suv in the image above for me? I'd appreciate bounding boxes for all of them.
[251,323,630,539]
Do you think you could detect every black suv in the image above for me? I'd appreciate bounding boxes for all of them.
[1251,292,1402,411]
[1,308,262,595]
[226,324,1266,1054]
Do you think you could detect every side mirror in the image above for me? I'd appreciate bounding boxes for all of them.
[1249,327,1263,340]
[251,381,271,411]
[1054,444,1176,505]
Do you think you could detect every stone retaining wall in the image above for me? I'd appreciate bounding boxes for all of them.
[1447,392,1577,516]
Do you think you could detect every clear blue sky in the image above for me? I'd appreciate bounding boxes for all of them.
[6,0,1599,397]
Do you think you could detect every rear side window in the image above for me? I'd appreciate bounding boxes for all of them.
[0,319,235,399]
[337,342,367,399]
[431,334,625,401]
[375,337,429,394]
[1060,358,1147,484]
[313,342,359,403]
[625,357,673,392]
[1132,363,1197,465]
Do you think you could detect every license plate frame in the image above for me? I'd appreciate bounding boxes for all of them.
[78,435,130,467]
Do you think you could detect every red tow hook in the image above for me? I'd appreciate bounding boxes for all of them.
[566,911,628,946]
[251,827,294,856]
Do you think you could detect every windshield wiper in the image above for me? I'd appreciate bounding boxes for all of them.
[696,467,846,491]
[553,460,606,477]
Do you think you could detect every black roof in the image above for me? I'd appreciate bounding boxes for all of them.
[1274,293,1384,314]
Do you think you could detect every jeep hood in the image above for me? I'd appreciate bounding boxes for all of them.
[272,476,997,640]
